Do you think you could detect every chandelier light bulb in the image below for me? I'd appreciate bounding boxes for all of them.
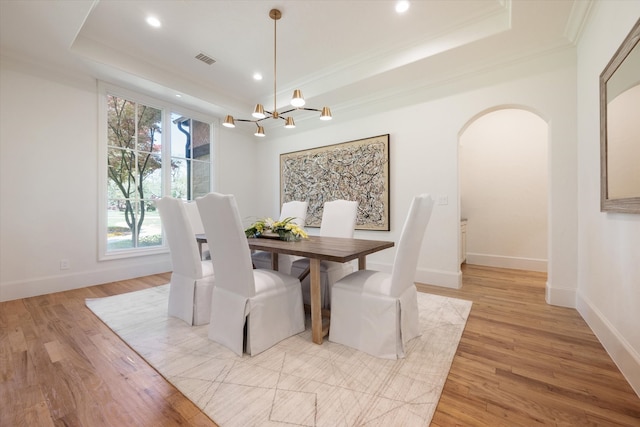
[254,126,266,137]
[320,107,332,121]
[290,89,306,107]
[223,115,236,128]
[252,104,266,119]
[284,117,296,128]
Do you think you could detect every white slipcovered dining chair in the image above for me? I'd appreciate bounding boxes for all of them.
[289,199,358,309]
[251,200,308,274]
[183,201,209,260]
[329,194,434,359]
[196,192,305,356]
[155,197,215,326]
[183,201,205,234]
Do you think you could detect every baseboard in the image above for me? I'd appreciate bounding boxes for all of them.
[577,291,640,398]
[545,281,576,308]
[0,259,172,302]
[415,267,462,289]
[367,261,462,289]
[466,253,547,272]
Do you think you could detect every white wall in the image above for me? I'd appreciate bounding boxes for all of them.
[576,1,640,396]
[460,108,548,272]
[216,126,261,220]
[253,50,577,295]
[0,57,165,301]
[0,56,255,302]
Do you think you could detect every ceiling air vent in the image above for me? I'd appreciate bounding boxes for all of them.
[195,53,216,65]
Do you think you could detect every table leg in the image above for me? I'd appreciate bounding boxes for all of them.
[271,253,279,271]
[310,258,323,344]
[358,256,366,270]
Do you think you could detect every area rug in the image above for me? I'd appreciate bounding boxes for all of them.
[86,285,471,426]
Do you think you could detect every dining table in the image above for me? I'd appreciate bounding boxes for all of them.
[196,233,394,344]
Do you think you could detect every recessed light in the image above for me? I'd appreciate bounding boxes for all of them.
[395,1,410,14]
[175,94,182,98]
[253,73,263,81]
[146,16,161,28]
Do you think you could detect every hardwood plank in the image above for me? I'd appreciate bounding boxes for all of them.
[419,264,640,426]
[2,265,639,426]
[0,272,215,427]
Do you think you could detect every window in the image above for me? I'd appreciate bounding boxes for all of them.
[99,85,214,259]
[169,113,212,200]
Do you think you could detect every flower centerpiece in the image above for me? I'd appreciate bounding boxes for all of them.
[245,216,308,242]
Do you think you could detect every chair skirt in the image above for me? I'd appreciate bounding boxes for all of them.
[208,269,305,356]
[329,270,420,359]
[168,270,215,326]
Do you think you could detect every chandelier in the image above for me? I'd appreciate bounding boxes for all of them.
[222,8,332,137]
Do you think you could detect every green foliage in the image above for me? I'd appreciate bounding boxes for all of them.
[107,95,162,246]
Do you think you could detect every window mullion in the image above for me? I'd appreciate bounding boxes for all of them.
[163,108,171,197]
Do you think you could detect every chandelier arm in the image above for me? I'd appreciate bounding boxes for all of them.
[262,111,287,121]
[278,107,323,114]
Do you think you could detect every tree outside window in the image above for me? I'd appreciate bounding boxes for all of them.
[105,94,211,253]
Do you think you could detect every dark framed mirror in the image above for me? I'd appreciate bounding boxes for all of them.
[600,18,640,213]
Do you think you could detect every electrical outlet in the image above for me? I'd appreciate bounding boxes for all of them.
[437,195,448,206]
[60,259,70,270]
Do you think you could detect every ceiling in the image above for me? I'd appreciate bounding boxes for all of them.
[0,0,591,136]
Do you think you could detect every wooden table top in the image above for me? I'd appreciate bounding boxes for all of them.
[197,234,394,263]
[246,235,394,263]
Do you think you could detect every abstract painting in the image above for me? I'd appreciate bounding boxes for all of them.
[280,134,389,230]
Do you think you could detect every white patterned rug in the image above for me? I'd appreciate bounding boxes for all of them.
[86,285,471,426]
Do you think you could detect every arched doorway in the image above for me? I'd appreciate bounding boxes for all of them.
[459,107,548,272]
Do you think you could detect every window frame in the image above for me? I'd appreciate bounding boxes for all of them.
[98,82,217,261]
[167,113,215,201]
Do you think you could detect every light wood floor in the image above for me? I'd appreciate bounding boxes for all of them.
[1,265,638,426]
